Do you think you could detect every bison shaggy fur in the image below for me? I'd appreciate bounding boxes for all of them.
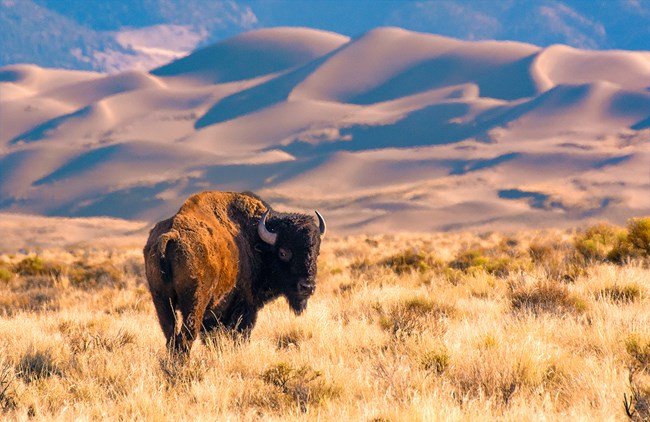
[143,191,324,356]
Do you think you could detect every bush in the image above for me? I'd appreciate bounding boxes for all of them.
[574,218,650,264]
[574,223,623,262]
[14,256,46,276]
[449,250,488,271]
[627,217,650,256]
[381,249,441,274]
[421,349,450,374]
[13,255,64,280]
[450,249,527,277]
[67,261,122,287]
[0,264,13,283]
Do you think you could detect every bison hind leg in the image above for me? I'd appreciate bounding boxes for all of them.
[151,293,180,345]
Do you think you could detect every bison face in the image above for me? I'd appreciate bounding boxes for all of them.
[259,210,325,315]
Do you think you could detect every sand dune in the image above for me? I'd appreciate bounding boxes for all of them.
[0,27,648,233]
[152,27,349,83]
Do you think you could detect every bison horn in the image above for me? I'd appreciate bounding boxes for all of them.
[315,210,326,237]
[258,210,277,246]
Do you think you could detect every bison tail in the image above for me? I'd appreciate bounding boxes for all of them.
[157,231,179,285]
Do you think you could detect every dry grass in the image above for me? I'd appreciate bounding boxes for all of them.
[0,223,649,420]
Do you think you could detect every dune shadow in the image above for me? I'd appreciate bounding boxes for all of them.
[32,144,122,186]
[350,52,540,104]
[194,49,341,129]
[10,106,92,145]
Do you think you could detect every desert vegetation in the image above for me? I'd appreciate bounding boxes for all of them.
[0,218,649,420]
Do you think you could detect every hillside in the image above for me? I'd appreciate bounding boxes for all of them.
[0,27,648,233]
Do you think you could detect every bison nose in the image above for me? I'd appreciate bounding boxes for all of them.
[298,279,315,295]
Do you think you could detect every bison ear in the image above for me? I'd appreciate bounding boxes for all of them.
[315,211,326,237]
[258,210,278,246]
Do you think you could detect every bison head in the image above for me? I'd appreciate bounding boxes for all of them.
[258,210,325,314]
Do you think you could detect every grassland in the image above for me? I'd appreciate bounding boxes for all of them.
[1,220,649,421]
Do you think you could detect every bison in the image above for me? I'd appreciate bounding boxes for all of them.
[143,191,325,356]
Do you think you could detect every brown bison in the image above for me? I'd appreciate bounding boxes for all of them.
[143,191,325,356]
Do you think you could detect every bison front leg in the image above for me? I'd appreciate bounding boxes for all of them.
[220,295,258,339]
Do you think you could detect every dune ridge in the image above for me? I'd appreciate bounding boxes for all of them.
[0,27,648,233]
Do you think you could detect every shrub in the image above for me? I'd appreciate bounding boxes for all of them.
[528,240,570,268]
[14,255,46,276]
[627,217,650,256]
[421,348,450,374]
[574,218,650,264]
[0,264,13,283]
[67,261,122,287]
[449,249,487,271]
[381,249,441,274]
[450,249,527,277]
[574,223,623,262]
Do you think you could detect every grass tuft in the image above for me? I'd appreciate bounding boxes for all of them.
[510,280,587,315]
[377,296,454,337]
[626,334,650,369]
[261,362,340,412]
[0,362,18,411]
[17,349,62,383]
[275,328,310,350]
[421,348,450,374]
[598,284,642,303]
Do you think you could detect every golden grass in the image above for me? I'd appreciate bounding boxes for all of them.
[0,227,649,420]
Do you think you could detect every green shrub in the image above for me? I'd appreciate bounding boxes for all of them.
[13,255,63,278]
[627,217,650,256]
[606,217,650,263]
[450,249,527,277]
[381,249,441,274]
[67,261,122,287]
[0,265,13,282]
[574,223,623,262]
[449,249,487,271]
[14,256,46,276]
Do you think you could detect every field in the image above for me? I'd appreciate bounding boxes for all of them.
[1,220,649,421]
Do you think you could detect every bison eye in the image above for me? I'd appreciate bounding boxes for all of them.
[278,248,292,262]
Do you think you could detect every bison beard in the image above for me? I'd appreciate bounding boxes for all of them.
[143,191,325,357]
